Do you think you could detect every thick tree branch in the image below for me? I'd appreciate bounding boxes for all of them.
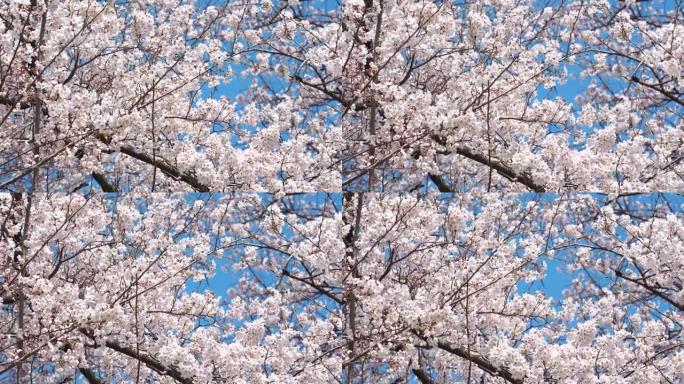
[435,341,524,384]
[614,269,684,311]
[413,368,438,384]
[343,131,547,192]
[95,133,211,192]
[118,145,211,192]
[91,172,117,192]
[454,145,546,192]
[104,340,193,384]
[421,134,546,192]
[79,368,102,384]
[412,330,524,384]
[630,75,684,107]
[430,135,546,192]
[432,135,546,192]
[428,174,452,192]
[78,328,192,384]
[281,268,345,304]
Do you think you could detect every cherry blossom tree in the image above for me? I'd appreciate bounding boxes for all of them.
[2,0,682,193]
[321,0,683,192]
[336,192,682,383]
[2,191,682,383]
[0,192,343,383]
[0,0,340,193]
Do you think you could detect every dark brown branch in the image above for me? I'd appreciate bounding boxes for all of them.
[0,95,32,109]
[453,145,546,192]
[95,133,211,192]
[281,268,345,304]
[630,75,684,107]
[78,328,193,383]
[413,368,438,384]
[435,341,524,384]
[412,330,525,384]
[91,172,117,192]
[615,269,684,311]
[118,145,211,192]
[343,128,547,192]
[428,174,452,192]
[426,134,546,192]
[104,339,193,384]
[432,134,546,192]
[79,368,103,384]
